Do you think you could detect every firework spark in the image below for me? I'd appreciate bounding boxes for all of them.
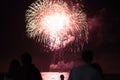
[26,0,88,52]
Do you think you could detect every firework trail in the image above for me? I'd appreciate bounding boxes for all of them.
[25,0,88,52]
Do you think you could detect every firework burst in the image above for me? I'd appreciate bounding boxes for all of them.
[26,0,88,52]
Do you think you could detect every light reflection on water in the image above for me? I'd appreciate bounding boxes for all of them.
[41,72,69,80]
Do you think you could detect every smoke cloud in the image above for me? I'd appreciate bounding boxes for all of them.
[49,61,74,72]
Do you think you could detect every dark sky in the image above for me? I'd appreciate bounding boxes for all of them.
[1,0,120,74]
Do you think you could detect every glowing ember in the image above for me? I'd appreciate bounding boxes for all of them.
[25,0,88,52]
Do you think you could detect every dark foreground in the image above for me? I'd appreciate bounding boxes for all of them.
[0,72,120,80]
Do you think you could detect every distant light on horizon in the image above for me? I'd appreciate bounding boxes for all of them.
[41,72,69,80]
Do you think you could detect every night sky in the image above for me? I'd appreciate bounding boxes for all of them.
[1,0,120,74]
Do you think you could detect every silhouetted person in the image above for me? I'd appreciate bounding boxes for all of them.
[4,59,21,80]
[83,50,104,79]
[82,50,104,79]
[20,52,42,80]
[60,74,64,80]
[68,50,103,80]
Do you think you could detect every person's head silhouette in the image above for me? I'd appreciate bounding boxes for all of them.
[8,59,21,77]
[60,74,64,80]
[81,50,93,64]
[21,52,32,65]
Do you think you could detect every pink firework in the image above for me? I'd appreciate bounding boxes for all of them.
[26,0,88,52]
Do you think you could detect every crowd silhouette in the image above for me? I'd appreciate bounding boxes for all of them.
[2,52,42,80]
[1,50,104,80]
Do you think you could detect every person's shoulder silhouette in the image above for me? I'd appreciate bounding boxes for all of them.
[20,52,42,80]
[5,59,21,80]
[91,63,104,79]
